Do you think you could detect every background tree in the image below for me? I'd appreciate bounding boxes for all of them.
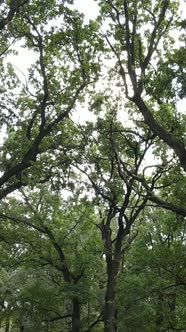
[73,100,181,331]
[0,188,104,332]
[117,208,186,332]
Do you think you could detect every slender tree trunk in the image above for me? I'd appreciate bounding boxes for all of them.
[72,297,81,332]
[20,323,24,332]
[87,301,90,330]
[5,319,10,332]
[165,291,176,330]
[103,223,122,332]
[156,291,176,331]
[104,265,117,332]
[156,292,164,332]
[168,292,176,326]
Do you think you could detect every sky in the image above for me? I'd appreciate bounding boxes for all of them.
[74,0,99,21]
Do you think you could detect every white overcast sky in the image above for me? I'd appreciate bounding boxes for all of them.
[74,0,99,21]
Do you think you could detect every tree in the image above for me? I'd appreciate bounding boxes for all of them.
[0,0,29,31]
[99,0,186,171]
[0,0,102,200]
[117,208,186,332]
[0,1,185,332]
[73,105,180,331]
[0,188,104,332]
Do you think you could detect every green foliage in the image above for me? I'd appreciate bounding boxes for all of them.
[0,189,105,330]
[0,0,185,331]
[117,209,186,331]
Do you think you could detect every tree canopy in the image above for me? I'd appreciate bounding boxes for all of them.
[0,1,185,332]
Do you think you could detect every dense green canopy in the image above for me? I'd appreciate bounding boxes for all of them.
[0,1,185,331]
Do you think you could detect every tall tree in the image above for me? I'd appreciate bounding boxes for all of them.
[0,1,185,332]
[0,0,102,200]
[74,106,177,331]
[99,0,186,170]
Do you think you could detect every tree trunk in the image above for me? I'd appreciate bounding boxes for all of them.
[104,266,117,332]
[103,224,122,332]
[156,291,176,331]
[72,297,81,332]
[167,292,176,326]
[20,324,24,332]
[156,292,164,332]
[5,319,10,332]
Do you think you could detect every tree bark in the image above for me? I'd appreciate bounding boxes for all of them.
[133,94,186,172]
[72,297,81,332]
[103,227,121,332]
[20,323,24,332]
[167,292,176,329]
[4,319,10,332]
[156,290,177,331]
[156,292,164,332]
[104,264,118,332]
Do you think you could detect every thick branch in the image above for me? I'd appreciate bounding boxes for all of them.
[42,225,72,283]
[126,170,186,217]
[0,82,85,200]
[0,0,29,31]
[132,94,186,172]
[123,0,137,89]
